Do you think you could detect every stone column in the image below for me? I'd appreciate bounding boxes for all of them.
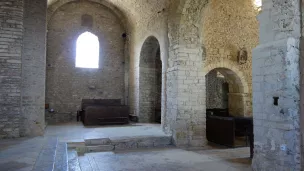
[0,0,24,138]
[166,45,206,147]
[21,0,47,136]
[252,0,302,170]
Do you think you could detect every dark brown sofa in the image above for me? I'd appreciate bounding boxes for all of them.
[206,108,254,158]
[77,99,129,126]
[206,115,235,147]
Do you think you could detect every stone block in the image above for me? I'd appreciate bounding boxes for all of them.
[113,141,138,150]
[86,145,114,152]
[84,138,111,146]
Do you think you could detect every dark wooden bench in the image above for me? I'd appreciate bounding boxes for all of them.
[77,99,129,126]
[206,109,254,158]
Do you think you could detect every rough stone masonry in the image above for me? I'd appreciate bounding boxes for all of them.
[0,0,303,170]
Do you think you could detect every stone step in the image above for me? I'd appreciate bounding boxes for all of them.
[68,150,81,171]
[54,142,68,171]
[84,138,111,146]
[32,137,58,171]
[74,135,173,153]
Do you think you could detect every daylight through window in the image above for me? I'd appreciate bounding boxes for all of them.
[76,32,99,68]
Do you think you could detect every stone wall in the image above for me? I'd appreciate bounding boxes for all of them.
[0,0,24,138]
[126,1,169,130]
[21,0,47,137]
[166,0,258,146]
[206,70,228,109]
[46,1,126,123]
[202,0,259,115]
[252,0,302,170]
[166,0,207,147]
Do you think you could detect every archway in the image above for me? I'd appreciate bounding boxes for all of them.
[205,67,252,155]
[205,67,249,117]
[138,36,162,123]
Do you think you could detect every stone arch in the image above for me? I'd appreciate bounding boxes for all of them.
[47,0,130,33]
[138,36,162,123]
[168,0,208,66]
[204,60,249,94]
[139,36,161,68]
[47,0,131,107]
[205,61,250,117]
[165,0,210,145]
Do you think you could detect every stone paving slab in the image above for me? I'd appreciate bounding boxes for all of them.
[79,148,251,171]
[54,142,68,171]
[68,150,81,171]
[32,137,58,171]
[0,137,45,171]
[45,122,168,142]
[74,135,172,153]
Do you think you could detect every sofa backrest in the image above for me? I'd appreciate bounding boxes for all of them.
[206,108,229,117]
[206,115,235,147]
[81,99,122,110]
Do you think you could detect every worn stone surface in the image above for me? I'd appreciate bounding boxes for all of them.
[166,0,208,147]
[0,137,45,171]
[68,150,81,171]
[21,0,47,137]
[252,0,302,170]
[78,148,251,171]
[202,0,259,115]
[0,0,24,138]
[0,0,303,170]
[206,70,228,109]
[54,142,68,171]
[46,1,126,123]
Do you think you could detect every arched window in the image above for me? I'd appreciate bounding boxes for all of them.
[76,32,99,68]
[253,0,262,11]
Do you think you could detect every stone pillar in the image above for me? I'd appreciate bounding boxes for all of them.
[20,0,47,136]
[252,0,302,170]
[0,0,24,138]
[166,45,206,147]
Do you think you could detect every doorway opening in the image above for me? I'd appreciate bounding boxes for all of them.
[139,36,162,124]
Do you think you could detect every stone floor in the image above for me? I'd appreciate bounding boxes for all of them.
[0,137,45,171]
[0,122,252,171]
[45,122,166,142]
[77,148,251,171]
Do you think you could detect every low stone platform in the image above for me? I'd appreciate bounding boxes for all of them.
[45,122,168,142]
[70,135,172,153]
[68,148,251,171]
[45,122,172,152]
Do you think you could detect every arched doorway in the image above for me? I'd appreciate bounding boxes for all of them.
[138,36,162,123]
[204,61,250,117]
[205,67,252,151]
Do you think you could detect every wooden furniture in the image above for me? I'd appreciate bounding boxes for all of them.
[206,108,254,158]
[206,115,235,147]
[77,99,129,126]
